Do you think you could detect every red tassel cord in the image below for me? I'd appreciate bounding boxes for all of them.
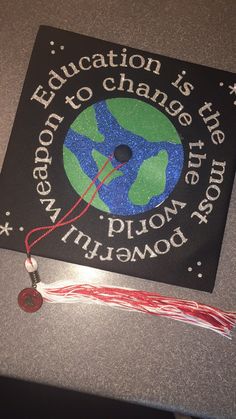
[20,155,236,338]
[25,154,121,254]
[36,281,236,338]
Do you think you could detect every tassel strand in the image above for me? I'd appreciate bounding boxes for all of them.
[37,281,236,339]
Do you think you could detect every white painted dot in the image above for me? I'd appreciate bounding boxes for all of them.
[234,101,236,105]
[60,45,64,50]
[5,211,10,216]
[188,267,192,272]
[99,215,104,220]
[50,41,54,45]
[198,273,203,278]
[19,226,24,232]
[197,261,202,266]
[51,50,55,55]
[219,82,224,87]
[182,70,186,75]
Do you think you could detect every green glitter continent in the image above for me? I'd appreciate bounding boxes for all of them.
[71,106,104,142]
[63,146,109,211]
[107,98,180,144]
[129,150,168,205]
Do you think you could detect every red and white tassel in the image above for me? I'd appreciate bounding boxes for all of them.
[21,159,236,338]
[37,280,236,339]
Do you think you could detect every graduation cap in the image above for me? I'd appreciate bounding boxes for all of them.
[1,25,236,300]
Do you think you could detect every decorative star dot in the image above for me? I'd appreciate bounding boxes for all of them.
[49,40,64,54]
[0,222,13,236]
[228,84,236,95]
[187,261,203,279]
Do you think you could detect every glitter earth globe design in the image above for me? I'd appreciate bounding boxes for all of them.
[63,98,184,215]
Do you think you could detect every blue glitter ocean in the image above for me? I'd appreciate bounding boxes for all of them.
[63,99,184,215]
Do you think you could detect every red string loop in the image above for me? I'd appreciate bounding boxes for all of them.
[25,155,125,255]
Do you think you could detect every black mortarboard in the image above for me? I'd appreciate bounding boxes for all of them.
[0,26,235,292]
